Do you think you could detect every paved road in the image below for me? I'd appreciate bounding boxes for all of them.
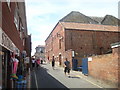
[31,63,102,89]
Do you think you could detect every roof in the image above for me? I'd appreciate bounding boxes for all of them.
[59,11,98,24]
[60,22,119,32]
[89,16,104,23]
[59,11,120,26]
[45,11,120,41]
[101,15,120,26]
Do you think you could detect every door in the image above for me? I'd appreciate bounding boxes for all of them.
[82,58,88,75]
[72,59,78,71]
[59,54,61,65]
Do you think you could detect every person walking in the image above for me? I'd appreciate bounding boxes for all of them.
[32,58,36,70]
[64,58,71,76]
[52,56,55,70]
[36,58,41,69]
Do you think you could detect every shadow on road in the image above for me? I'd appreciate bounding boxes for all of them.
[31,66,69,89]
[68,76,80,79]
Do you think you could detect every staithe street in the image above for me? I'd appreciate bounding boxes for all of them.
[31,63,102,89]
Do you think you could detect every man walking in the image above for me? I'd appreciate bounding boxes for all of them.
[32,58,36,70]
[64,58,71,76]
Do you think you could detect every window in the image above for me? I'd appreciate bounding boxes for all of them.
[19,19,23,31]
[23,39,25,46]
[20,31,22,40]
[41,50,43,53]
[19,20,24,39]
[6,0,11,9]
[14,8,19,30]
[59,39,62,49]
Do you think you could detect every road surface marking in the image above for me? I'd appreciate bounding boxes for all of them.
[74,75,82,78]
[84,79,103,88]
[75,75,103,88]
[34,71,38,90]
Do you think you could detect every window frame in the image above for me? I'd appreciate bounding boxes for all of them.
[14,7,19,30]
[6,0,11,11]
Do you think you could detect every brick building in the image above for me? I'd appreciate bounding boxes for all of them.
[45,11,120,67]
[0,1,31,88]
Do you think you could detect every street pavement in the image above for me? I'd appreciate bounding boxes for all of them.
[30,63,103,89]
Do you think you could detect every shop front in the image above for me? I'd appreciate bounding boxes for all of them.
[0,28,20,88]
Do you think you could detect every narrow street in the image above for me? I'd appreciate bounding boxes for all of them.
[31,63,102,89]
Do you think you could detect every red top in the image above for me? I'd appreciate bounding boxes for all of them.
[36,59,40,64]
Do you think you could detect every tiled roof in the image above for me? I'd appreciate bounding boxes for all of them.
[45,11,120,41]
[89,16,104,23]
[59,11,98,24]
[101,15,120,26]
[59,11,120,26]
[60,22,119,32]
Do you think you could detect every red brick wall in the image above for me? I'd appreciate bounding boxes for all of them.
[65,49,72,67]
[46,22,119,67]
[88,48,119,86]
[2,2,24,51]
[65,29,119,66]
[45,23,66,66]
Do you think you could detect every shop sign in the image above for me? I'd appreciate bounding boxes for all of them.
[72,51,75,57]
[0,28,16,52]
[88,57,92,61]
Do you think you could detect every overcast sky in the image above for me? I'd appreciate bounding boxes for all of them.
[25,0,119,55]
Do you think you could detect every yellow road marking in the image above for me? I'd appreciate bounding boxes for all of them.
[74,75,82,78]
[74,75,103,88]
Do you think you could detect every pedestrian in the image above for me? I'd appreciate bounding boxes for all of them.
[64,58,71,76]
[36,58,40,69]
[32,58,36,70]
[40,58,43,64]
[52,56,55,69]
[47,56,50,64]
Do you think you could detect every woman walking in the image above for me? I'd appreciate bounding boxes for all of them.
[36,58,40,69]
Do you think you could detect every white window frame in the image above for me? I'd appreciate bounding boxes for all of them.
[23,39,25,46]
[20,31,22,40]
[6,0,11,11]
[14,8,19,30]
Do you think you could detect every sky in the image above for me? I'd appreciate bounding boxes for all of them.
[25,0,119,56]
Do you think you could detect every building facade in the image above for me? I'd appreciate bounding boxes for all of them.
[0,1,31,88]
[45,11,120,68]
[34,45,45,60]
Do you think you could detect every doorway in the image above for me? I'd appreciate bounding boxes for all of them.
[59,54,62,66]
